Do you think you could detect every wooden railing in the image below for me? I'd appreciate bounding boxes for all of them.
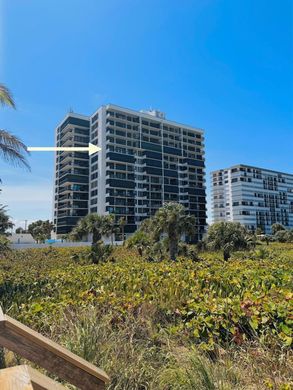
[0,307,109,389]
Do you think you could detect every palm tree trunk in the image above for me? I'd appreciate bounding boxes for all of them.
[91,229,102,264]
[169,238,178,261]
[92,229,101,246]
[223,248,230,261]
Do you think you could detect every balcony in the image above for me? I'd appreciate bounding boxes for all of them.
[135,178,147,184]
[60,128,73,142]
[135,212,148,217]
[137,161,147,168]
[60,163,73,173]
[58,188,69,195]
[59,153,74,164]
[59,176,88,186]
[136,195,147,200]
[58,196,72,203]
[61,138,74,147]
[58,204,71,210]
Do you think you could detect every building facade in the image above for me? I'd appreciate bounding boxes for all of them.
[53,113,90,235]
[53,105,207,241]
[211,165,293,234]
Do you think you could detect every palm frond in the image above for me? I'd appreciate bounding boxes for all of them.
[0,84,16,108]
[0,130,30,170]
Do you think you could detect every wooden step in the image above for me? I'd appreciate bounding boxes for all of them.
[0,308,109,389]
[0,364,66,390]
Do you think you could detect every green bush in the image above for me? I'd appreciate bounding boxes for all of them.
[0,235,10,255]
[274,229,293,243]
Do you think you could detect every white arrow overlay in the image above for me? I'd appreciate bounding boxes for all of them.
[27,143,101,156]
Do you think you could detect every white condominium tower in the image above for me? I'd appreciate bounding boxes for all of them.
[53,104,207,241]
[211,164,293,234]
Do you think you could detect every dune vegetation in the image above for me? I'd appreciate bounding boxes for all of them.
[0,243,292,389]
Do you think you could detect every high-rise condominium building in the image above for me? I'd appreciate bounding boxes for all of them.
[53,104,207,240]
[211,164,293,234]
[53,113,90,235]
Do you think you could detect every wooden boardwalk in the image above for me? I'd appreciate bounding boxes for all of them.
[0,307,109,389]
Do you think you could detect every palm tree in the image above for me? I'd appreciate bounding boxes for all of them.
[271,223,286,235]
[119,217,126,243]
[71,213,114,263]
[0,84,15,108]
[0,83,29,169]
[140,216,161,242]
[204,221,248,260]
[151,202,196,261]
[125,229,151,257]
[0,206,14,235]
[72,214,109,244]
[0,88,28,369]
[103,214,117,245]
[0,130,30,169]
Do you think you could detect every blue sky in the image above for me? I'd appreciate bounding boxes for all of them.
[0,0,292,228]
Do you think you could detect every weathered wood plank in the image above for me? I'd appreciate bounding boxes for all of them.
[0,310,109,390]
[0,364,66,390]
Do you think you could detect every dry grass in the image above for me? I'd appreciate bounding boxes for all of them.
[44,307,292,390]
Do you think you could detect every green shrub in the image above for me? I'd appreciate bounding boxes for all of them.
[0,235,10,255]
[178,242,200,262]
[274,230,293,243]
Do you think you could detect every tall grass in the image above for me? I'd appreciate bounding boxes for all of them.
[47,307,292,390]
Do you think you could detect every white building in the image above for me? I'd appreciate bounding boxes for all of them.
[88,104,206,241]
[8,233,35,244]
[53,104,207,241]
[211,165,293,234]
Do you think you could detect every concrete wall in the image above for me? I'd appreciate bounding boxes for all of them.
[10,242,92,250]
[10,240,123,250]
